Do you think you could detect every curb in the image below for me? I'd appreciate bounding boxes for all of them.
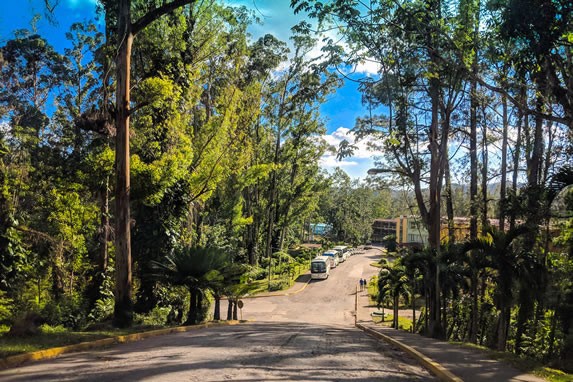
[356,323,463,382]
[0,320,242,370]
[354,286,462,382]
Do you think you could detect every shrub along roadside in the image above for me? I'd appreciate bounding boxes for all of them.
[0,324,147,358]
[0,266,309,360]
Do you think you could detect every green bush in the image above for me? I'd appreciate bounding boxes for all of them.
[382,235,397,252]
[0,291,13,324]
[87,297,114,323]
[268,279,290,291]
[41,296,86,330]
[134,306,171,326]
[39,323,67,334]
[242,266,266,281]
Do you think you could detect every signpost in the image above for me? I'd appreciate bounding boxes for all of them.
[237,300,244,321]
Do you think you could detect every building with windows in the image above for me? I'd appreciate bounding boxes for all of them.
[371,216,428,247]
[371,219,397,242]
[396,215,428,247]
[372,215,533,249]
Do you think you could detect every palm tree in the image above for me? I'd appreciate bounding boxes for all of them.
[402,248,435,334]
[378,262,410,329]
[401,249,425,333]
[463,225,529,351]
[151,247,230,325]
[439,244,468,339]
[459,240,491,344]
[210,263,247,321]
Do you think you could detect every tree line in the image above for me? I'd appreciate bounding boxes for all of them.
[0,0,391,333]
[292,0,573,371]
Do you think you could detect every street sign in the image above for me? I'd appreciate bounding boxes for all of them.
[237,300,244,321]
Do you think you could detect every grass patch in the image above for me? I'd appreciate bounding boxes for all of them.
[243,266,309,296]
[0,325,151,358]
[243,279,271,295]
[475,346,571,382]
[373,313,414,331]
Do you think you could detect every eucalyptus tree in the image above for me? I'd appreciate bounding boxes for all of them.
[126,3,263,312]
[98,0,201,328]
[239,34,289,266]
[0,31,69,306]
[292,0,464,337]
[261,30,339,258]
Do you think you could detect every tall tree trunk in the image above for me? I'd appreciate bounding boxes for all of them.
[112,0,199,328]
[469,62,478,240]
[469,272,479,343]
[113,0,134,329]
[445,158,455,244]
[497,306,510,351]
[428,68,445,338]
[227,298,233,320]
[480,111,488,230]
[524,76,546,249]
[213,296,221,321]
[499,94,508,232]
[468,2,481,344]
[187,289,197,325]
[510,84,525,230]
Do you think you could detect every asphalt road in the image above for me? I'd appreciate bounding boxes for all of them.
[0,248,436,381]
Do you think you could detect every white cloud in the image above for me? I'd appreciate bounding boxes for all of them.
[322,126,379,159]
[353,58,381,76]
[319,126,381,179]
[320,154,359,168]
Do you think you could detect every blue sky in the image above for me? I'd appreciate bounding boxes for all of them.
[0,0,381,179]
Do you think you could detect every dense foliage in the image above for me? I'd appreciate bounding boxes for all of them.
[293,0,573,371]
[0,0,571,374]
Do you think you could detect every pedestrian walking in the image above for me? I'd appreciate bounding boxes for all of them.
[359,278,364,291]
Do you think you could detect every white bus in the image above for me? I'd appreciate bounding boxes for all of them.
[310,256,331,280]
[333,245,349,262]
[322,250,340,268]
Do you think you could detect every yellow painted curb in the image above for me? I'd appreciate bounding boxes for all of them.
[356,323,463,382]
[0,320,242,370]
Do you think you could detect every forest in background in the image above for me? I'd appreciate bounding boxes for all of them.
[0,0,571,374]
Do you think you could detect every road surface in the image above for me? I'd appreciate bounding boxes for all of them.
[0,247,436,381]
